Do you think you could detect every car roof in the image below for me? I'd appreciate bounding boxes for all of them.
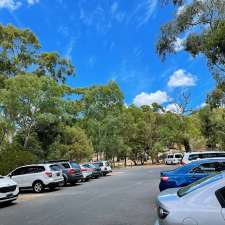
[14,163,58,168]
[184,151,225,155]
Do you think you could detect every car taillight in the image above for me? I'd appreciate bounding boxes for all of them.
[45,172,52,177]
[68,168,76,174]
[158,207,169,219]
[81,168,87,172]
[161,176,169,182]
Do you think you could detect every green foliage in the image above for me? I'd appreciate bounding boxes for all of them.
[157,0,225,78]
[0,144,37,175]
[0,24,74,82]
[48,126,93,162]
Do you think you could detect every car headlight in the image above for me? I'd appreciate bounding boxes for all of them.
[158,207,169,219]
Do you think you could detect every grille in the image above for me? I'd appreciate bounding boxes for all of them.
[0,185,17,193]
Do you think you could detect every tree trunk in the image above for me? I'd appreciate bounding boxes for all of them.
[183,139,191,152]
[124,155,127,167]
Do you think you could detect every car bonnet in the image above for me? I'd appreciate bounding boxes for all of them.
[0,176,16,187]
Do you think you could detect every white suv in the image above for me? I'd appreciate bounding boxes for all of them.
[8,164,64,193]
[0,175,19,204]
[93,161,112,176]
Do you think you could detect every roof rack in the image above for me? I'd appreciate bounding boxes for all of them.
[45,159,70,163]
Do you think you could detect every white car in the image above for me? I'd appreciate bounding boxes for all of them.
[164,153,183,165]
[8,164,64,193]
[0,175,19,204]
[155,172,225,225]
[182,151,225,165]
[93,161,112,176]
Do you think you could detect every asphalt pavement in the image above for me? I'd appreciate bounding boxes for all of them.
[0,166,170,225]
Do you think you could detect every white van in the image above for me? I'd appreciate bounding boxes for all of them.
[164,153,183,165]
[182,151,225,165]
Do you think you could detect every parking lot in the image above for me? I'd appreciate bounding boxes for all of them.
[0,166,168,225]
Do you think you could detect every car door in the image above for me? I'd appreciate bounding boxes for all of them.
[215,186,225,221]
[11,167,28,188]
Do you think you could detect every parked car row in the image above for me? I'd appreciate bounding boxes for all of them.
[0,160,112,205]
[155,155,225,225]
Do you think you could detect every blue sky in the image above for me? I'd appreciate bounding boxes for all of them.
[0,0,215,111]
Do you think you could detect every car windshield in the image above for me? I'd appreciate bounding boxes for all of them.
[177,174,223,197]
[94,162,103,167]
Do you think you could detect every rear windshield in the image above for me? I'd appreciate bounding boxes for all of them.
[50,164,61,171]
[167,155,173,159]
[177,174,223,197]
[71,162,80,169]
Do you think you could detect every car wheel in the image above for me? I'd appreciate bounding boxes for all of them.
[33,181,44,193]
[63,176,67,186]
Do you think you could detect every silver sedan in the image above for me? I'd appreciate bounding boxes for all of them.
[155,172,225,225]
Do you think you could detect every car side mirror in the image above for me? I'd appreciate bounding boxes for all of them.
[8,173,12,178]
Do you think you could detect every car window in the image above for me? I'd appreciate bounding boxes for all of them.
[12,167,27,176]
[50,165,61,171]
[216,153,225,157]
[217,162,225,172]
[192,162,218,174]
[70,162,80,169]
[188,154,200,160]
[216,187,225,208]
[62,163,70,168]
[175,154,182,158]
[167,155,173,159]
[93,162,103,167]
[178,174,223,197]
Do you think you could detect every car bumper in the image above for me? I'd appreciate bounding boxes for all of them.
[68,173,83,182]
[0,193,19,203]
[46,178,64,187]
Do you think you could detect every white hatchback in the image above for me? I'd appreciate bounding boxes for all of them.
[8,164,64,193]
[0,175,19,204]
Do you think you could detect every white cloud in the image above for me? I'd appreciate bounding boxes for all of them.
[27,0,39,5]
[111,1,118,15]
[0,0,21,10]
[166,103,182,114]
[0,0,39,10]
[177,5,186,16]
[133,90,170,107]
[174,37,185,52]
[137,0,157,27]
[168,69,197,88]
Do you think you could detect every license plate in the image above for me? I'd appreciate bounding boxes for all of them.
[6,193,13,198]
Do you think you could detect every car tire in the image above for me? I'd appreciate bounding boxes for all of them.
[70,181,76,186]
[33,181,44,193]
[63,176,67,186]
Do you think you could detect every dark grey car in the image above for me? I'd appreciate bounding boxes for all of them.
[49,160,83,185]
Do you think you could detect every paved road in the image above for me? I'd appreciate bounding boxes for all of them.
[0,166,170,225]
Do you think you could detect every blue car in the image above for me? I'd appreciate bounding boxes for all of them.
[159,158,225,191]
